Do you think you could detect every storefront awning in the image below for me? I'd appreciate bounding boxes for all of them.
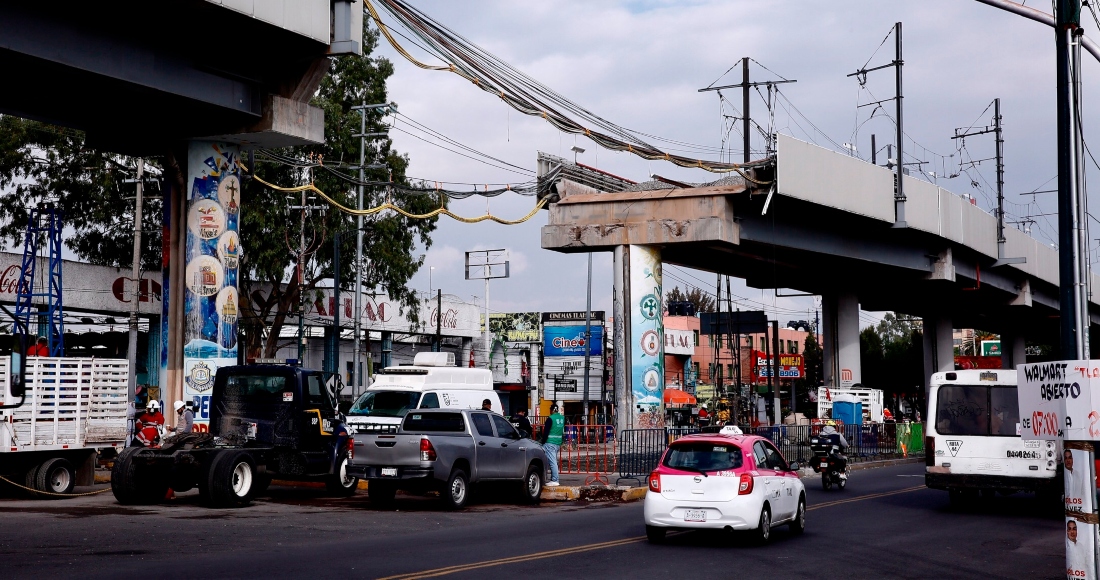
[664,388,696,406]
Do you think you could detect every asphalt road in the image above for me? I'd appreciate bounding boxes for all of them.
[0,462,1063,579]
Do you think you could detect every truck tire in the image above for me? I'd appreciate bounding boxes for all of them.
[441,468,469,510]
[23,463,40,497]
[112,448,167,505]
[325,455,359,497]
[34,458,75,497]
[519,464,543,504]
[369,480,396,505]
[206,450,257,508]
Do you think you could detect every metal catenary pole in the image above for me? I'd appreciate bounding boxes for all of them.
[771,319,781,425]
[894,21,906,228]
[354,105,366,391]
[126,158,143,409]
[582,252,593,423]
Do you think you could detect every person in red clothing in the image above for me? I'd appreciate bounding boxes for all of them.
[134,400,166,447]
[27,337,48,356]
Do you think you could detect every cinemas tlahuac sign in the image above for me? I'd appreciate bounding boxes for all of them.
[541,311,606,323]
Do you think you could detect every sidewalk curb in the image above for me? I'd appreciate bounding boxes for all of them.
[540,484,647,502]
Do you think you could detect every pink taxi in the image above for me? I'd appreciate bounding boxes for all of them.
[643,433,806,544]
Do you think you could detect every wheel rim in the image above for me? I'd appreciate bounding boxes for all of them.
[451,475,466,504]
[48,467,70,492]
[339,459,355,488]
[527,472,541,497]
[798,501,806,528]
[231,461,253,497]
[761,510,770,540]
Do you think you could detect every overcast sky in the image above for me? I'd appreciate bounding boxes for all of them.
[375,0,1092,330]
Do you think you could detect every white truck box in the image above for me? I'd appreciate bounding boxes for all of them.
[0,358,128,495]
[816,386,885,423]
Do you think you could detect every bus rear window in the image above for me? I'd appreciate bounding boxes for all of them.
[935,385,1019,436]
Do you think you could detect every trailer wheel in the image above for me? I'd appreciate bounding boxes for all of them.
[112,448,167,505]
[206,450,256,508]
[33,458,75,497]
[23,463,40,497]
[325,455,359,497]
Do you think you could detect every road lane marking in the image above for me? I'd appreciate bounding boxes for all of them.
[378,485,928,579]
[375,536,648,580]
[808,485,926,511]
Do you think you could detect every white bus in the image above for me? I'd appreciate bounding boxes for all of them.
[925,369,1060,505]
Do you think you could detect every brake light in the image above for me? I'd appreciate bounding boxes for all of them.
[346,437,355,460]
[738,473,754,495]
[648,471,661,493]
[925,436,935,466]
[420,438,437,461]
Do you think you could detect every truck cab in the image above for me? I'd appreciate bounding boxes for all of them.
[112,364,357,508]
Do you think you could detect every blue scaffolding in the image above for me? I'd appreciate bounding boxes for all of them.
[15,205,64,356]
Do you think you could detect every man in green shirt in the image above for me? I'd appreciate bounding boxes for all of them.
[539,403,564,486]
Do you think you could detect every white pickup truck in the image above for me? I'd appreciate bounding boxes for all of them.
[0,357,128,496]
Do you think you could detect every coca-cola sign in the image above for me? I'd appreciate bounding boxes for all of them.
[0,253,162,315]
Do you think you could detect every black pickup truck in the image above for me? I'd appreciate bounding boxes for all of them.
[111,365,357,508]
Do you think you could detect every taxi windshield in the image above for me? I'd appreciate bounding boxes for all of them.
[348,390,421,417]
[663,442,743,472]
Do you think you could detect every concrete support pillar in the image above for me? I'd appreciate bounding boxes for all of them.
[1000,331,1026,370]
[165,141,243,431]
[612,246,630,434]
[822,292,861,388]
[922,316,954,398]
[460,337,473,368]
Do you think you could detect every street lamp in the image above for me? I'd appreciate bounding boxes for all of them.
[429,266,436,296]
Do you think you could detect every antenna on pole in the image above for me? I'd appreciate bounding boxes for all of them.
[699,59,796,164]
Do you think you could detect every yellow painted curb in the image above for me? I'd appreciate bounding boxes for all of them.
[541,486,581,501]
[620,487,647,502]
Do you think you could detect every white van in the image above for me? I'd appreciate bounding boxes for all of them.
[925,369,1060,504]
[345,352,501,434]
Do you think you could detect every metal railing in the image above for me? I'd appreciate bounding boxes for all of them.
[615,423,925,483]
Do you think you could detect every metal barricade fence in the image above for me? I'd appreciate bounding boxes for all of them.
[617,429,668,482]
[735,422,926,464]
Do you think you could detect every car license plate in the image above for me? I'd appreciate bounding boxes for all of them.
[684,510,707,522]
[381,467,397,477]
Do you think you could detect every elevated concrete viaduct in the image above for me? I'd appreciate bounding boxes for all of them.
[541,135,1099,431]
[0,1,361,425]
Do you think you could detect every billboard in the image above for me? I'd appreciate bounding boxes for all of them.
[543,355,603,401]
[753,351,805,379]
[1018,360,1094,440]
[489,312,541,342]
[665,328,695,355]
[981,340,1001,356]
[543,325,603,357]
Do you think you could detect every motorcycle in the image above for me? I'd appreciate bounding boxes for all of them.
[809,436,850,490]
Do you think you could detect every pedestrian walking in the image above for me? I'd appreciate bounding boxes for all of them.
[539,403,564,486]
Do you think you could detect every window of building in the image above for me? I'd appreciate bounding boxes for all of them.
[726,364,734,381]
[746,336,754,350]
[693,330,700,346]
[692,362,700,380]
[791,340,799,354]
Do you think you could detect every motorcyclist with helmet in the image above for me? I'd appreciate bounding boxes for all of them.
[818,424,849,478]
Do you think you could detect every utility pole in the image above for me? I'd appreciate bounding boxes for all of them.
[126,158,143,409]
[1055,0,1089,359]
[582,252,593,423]
[849,22,906,228]
[288,183,327,365]
[350,103,392,392]
[771,319,781,426]
[434,289,442,352]
[698,58,796,163]
[951,99,1025,266]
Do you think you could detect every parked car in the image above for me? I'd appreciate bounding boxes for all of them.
[348,408,547,509]
[643,433,805,544]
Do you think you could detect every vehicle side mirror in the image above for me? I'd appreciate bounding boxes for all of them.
[9,332,26,399]
[789,462,800,471]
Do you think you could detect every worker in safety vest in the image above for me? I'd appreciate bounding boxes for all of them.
[134,400,166,447]
[539,403,564,487]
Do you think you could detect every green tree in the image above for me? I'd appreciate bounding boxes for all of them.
[0,119,162,270]
[859,312,924,401]
[239,22,439,357]
[664,285,716,313]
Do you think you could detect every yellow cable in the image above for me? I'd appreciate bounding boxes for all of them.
[248,170,548,225]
